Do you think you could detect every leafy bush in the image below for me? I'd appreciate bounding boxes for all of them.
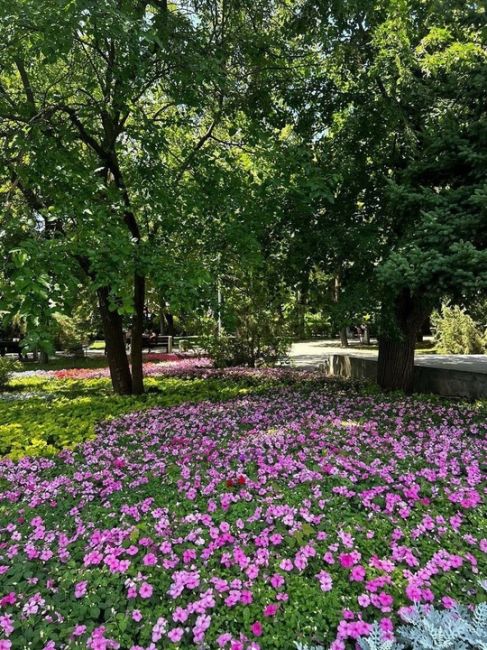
[304,312,332,338]
[431,305,485,354]
[201,331,290,368]
[0,357,21,388]
[54,312,90,356]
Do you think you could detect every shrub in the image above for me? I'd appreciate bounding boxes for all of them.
[54,312,89,356]
[201,331,290,368]
[0,357,21,388]
[431,304,485,354]
[304,312,332,338]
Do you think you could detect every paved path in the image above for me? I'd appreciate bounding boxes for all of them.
[289,339,487,374]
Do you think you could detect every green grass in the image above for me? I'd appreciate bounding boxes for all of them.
[0,373,276,460]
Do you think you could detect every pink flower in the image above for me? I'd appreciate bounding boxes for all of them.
[217,633,232,647]
[143,553,157,566]
[0,594,16,608]
[263,604,278,617]
[139,582,153,599]
[358,594,370,607]
[240,590,253,605]
[168,628,184,643]
[316,570,333,592]
[270,574,285,589]
[339,553,355,568]
[378,591,393,611]
[132,610,142,622]
[74,581,87,598]
[350,565,366,582]
[251,621,263,637]
[279,559,293,572]
[72,625,86,637]
[405,584,422,602]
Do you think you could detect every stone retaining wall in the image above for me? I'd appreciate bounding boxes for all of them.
[326,354,487,399]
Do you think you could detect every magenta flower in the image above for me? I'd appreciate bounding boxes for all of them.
[339,553,355,568]
[74,581,87,599]
[139,582,153,599]
[72,625,86,638]
[263,604,278,617]
[279,559,293,572]
[350,565,366,582]
[251,621,263,637]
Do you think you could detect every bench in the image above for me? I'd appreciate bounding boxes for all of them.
[144,335,173,353]
[125,335,173,353]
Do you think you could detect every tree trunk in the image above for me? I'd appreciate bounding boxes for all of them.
[377,291,427,393]
[296,289,307,339]
[39,350,49,364]
[334,274,348,347]
[362,324,371,346]
[165,312,175,336]
[97,287,132,394]
[377,335,416,393]
[130,273,145,395]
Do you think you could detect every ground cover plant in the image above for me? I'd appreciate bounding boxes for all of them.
[0,359,308,459]
[0,377,485,649]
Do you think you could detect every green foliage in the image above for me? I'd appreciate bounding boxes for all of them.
[303,312,332,339]
[0,373,280,460]
[201,331,290,369]
[431,305,485,355]
[53,313,89,355]
[0,357,21,388]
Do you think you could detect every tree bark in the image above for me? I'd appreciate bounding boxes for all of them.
[165,312,175,336]
[377,291,427,393]
[362,324,371,345]
[97,287,132,394]
[334,274,348,347]
[130,273,145,395]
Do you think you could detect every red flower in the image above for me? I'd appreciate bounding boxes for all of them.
[226,479,234,488]
[238,475,246,485]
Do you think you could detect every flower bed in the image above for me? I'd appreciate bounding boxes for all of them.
[13,357,212,381]
[0,383,485,649]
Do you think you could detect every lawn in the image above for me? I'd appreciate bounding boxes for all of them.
[0,363,485,649]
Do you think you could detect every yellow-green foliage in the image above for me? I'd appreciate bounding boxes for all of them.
[0,358,22,388]
[432,304,485,355]
[0,376,259,460]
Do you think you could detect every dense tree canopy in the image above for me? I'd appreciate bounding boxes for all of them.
[1,0,486,392]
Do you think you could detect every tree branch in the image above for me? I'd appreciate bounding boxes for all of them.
[15,59,36,113]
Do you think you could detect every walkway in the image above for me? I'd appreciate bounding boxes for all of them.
[289,339,487,374]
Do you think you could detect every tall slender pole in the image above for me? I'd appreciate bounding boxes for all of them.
[217,278,222,337]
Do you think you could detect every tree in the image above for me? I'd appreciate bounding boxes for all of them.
[0,0,285,393]
[275,0,487,391]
